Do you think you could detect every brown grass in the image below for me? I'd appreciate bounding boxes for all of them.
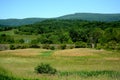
[105,57,120,60]
[53,48,103,56]
[0,48,46,57]
[0,48,120,80]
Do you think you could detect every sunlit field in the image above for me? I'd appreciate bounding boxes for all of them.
[0,48,120,80]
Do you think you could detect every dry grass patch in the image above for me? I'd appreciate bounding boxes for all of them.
[105,57,120,61]
[53,48,103,56]
[0,48,47,57]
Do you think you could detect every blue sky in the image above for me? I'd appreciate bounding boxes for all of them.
[0,0,120,19]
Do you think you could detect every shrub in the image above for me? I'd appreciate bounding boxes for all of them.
[69,45,75,49]
[29,44,40,48]
[60,44,66,50]
[42,44,50,49]
[104,41,118,50]
[75,42,87,48]
[9,45,15,50]
[35,63,57,74]
[50,46,55,50]
[96,44,102,50]
[20,45,28,49]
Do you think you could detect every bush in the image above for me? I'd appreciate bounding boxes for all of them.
[75,42,87,48]
[50,46,55,50]
[42,44,50,49]
[10,45,15,50]
[104,41,118,50]
[29,44,40,48]
[69,45,75,49]
[35,63,57,74]
[60,44,66,50]
[96,44,102,50]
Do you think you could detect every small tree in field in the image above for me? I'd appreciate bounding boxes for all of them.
[35,63,57,74]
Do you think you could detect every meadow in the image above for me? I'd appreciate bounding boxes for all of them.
[0,29,40,40]
[0,48,120,80]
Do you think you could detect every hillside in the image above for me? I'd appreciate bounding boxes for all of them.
[0,18,46,26]
[59,13,120,21]
[0,13,120,26]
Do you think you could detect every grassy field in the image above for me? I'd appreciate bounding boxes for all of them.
[0,29,40,40]
[0,48,120,80]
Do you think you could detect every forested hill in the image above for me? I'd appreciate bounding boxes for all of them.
[0,13,120,26]
[58,13,120,21]
[0,18,46,26]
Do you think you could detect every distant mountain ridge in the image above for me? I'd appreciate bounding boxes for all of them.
[0,13,120,26]
[0,18,46,26]
[58,13,120,21]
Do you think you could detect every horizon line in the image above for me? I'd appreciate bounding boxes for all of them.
[0,12,120,20]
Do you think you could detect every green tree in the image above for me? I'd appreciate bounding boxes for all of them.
[89,28,103,48]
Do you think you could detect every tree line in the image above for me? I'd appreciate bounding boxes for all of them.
[0,19,120,50]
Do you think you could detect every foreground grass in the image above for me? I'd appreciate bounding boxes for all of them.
[0,48,120,80]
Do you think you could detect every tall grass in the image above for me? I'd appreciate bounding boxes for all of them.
[0,66,19,80]
[59,70,120,78]
[0,48,120,80]
[0,66,40,80]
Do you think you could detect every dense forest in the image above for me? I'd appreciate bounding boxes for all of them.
[0,19,120,50]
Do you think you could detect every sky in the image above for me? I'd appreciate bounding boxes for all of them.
[0,0,120,19]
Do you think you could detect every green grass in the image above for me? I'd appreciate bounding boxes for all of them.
[0,66,20,80]
[0,48,120,80]
[0,29,41,40]
[41,51,54,56]
[59,70,120,77]
[0,29,15,35]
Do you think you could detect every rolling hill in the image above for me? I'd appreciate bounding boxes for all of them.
[0,13,120,26]
[0,18,46,26]
[58,13,120,21]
